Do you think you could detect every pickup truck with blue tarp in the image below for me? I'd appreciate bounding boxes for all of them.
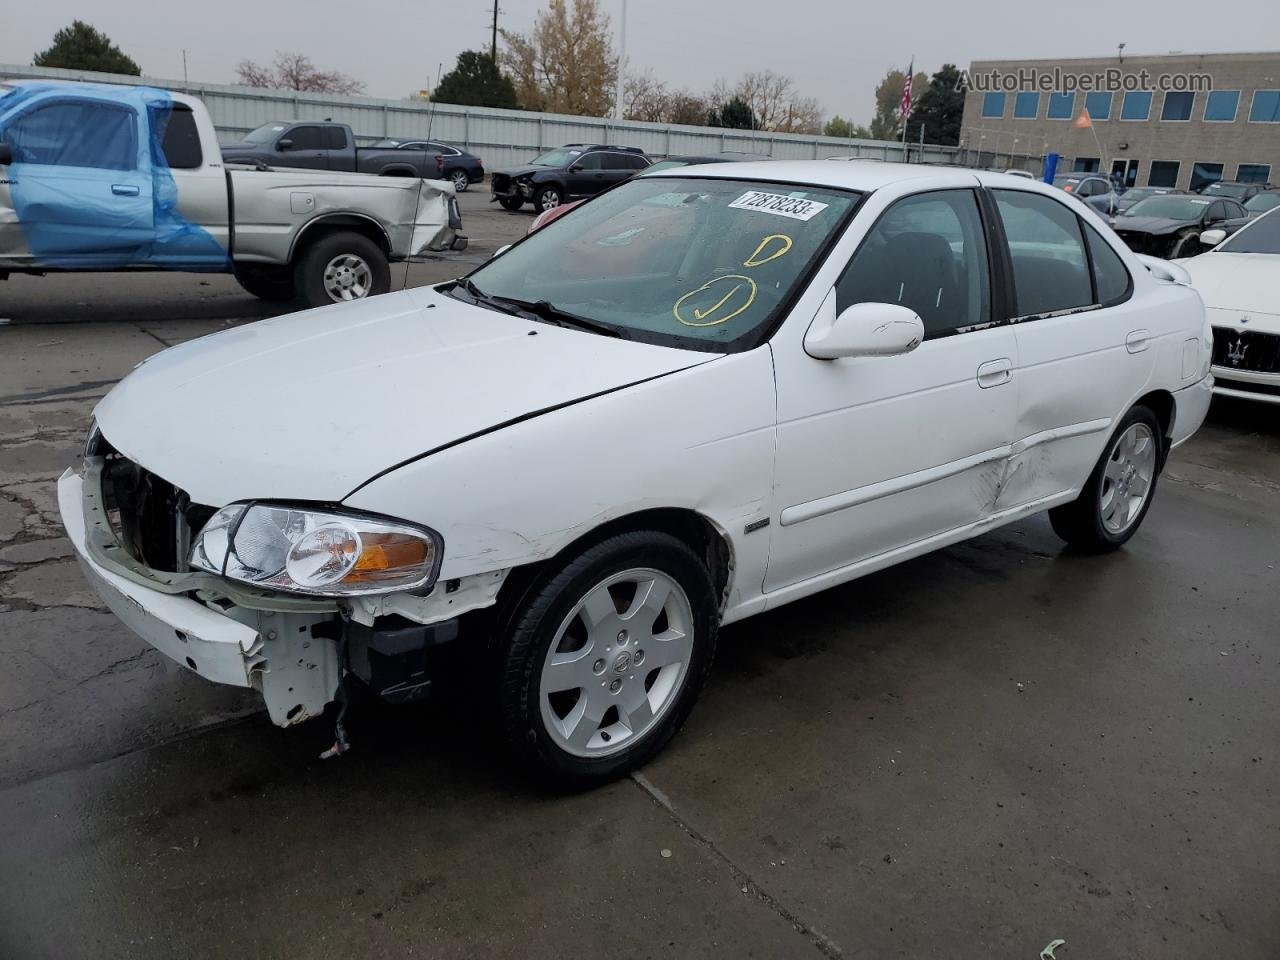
[0,80,467,307]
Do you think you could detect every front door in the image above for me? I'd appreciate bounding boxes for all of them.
[767,188,1018,592]
[0,97,153,266]
[568,151,608,197]
[278,125,331,169]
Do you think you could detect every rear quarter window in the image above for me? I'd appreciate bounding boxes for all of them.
[154,105,202,169]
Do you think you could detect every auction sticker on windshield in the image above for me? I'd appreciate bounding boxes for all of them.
[729,191,830,221]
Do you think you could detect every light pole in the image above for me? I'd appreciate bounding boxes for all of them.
[613,0,628,121]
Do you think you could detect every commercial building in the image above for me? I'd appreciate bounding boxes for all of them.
[958,51,1280,191]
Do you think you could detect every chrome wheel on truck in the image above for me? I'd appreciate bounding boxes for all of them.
[322,253,373,301]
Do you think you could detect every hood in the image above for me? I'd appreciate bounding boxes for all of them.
[93,287,713,506]
[1177,252,1280,317]
[495,164,549,179]
[1112,216,1192,236]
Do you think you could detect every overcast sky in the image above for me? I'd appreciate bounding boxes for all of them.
[5,1,1280,124]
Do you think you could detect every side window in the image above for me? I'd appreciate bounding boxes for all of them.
[323,127,347,150]
[286,126,326,150]
[1229,200,1248,218]
[574,152,603,170]
[6,100,137,171]
[428,141,460,156]
[836,189,991,338]
[1082,223,1131,305]
[993,190,1092,317]
[1207,200,1227,222]
[155,105,202,169]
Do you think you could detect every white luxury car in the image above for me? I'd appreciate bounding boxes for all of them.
[1181,209,1280,405]
[59,162,1213,784]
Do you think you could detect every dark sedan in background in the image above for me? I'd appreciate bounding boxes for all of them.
[1114,185,1185,214]
[369,138,484,192]
[1199,180,1273,203]
[1112,194,1251,258]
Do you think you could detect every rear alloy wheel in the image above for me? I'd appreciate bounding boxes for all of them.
[450,169,470,192]
[294,231,390,308]
[499,531,718,786]
[1049,405,1163,552]
[534,185,562,213]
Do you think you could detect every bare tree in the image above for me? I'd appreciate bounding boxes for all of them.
[666,93,709,126]
[705,71,825,133]
[235,52,365,95]
[624,70,669,122]
[500,0,617,116]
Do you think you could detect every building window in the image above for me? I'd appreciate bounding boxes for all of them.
[1047,92,1074,119]
[1161,91,1194,121]
[1013,92,1039,119]
[1084,91,1113,121]
[982,92,1006,118]
[1204,90,1240,122]
[1148,161,1180,188]
[1237,163,1272,183]
[1249,90,1280,122]
[1072,157,1100,173]
[1190,162,1224,192]
[1121,91,1153,121]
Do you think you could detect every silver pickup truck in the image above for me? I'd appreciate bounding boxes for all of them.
[0,80,467,307]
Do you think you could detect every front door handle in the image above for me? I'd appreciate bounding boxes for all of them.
[111,184,140,196]
[1126,329,1150,353]
[976,358,1012,389]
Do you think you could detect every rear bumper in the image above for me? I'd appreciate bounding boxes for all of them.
[1170,375,1214,448]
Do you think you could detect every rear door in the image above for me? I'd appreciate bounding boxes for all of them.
[991,188,1154,506]
[0,96,153,265]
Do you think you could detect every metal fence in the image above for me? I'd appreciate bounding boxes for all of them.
[1,62,1017,171]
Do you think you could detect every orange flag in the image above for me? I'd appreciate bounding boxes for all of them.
[1073,107,1093,129]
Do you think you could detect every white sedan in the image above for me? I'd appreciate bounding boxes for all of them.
[58,162,1213,784]
[1180,209,1280,404]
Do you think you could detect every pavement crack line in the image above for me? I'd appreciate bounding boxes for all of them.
[630,771,844,959]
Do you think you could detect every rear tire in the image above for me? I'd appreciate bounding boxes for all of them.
[234,265,297,303]
[1049,405,1164,552]
[498,196,524,211]
[498,530,718,787]
[293,231,390,309]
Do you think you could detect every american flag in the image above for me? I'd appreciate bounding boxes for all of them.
[900,59,914,122]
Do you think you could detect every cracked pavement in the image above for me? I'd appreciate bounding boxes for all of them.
[1,192,1278,959]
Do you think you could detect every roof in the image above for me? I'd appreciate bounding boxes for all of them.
[645,158,1033,192]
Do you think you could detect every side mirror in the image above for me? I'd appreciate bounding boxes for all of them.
[1199,228,1226,247]
[568,165,583,173]
[0,142,11,165]
[276,138,294,151]
[805,300,924,360]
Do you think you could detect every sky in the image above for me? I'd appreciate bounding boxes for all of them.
[4,1,1280,125]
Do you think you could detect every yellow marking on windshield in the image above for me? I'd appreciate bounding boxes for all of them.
[743,233,793,267]
[673,275,758,327]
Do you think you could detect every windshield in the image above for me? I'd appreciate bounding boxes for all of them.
[242,123,288,144]
[1202,183,1249,199]
[1218,209,1280,254]
[459,176,860,352]
[1122,188,1164,201]
[531,148,582,167]
[1245,192,1280,212]
[1121,196,1211,219]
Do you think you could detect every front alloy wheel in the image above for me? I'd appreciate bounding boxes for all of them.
[499,530,718,785]
[450,169,470,192]
[534,185,562,212]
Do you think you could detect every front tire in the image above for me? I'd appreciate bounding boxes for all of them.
[1169,229,1205,258]
[234,265,297,302]
[293,231,390,308]
[534,185,562,213]
[1049,405,1163,552]
[499,531,718,787]
[498,196,524,211]
[450,169,470,192]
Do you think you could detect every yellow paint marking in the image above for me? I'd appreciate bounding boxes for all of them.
[673,275,758,327]
[743,233,793,267]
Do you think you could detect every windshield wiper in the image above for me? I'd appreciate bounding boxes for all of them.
[450,277,526,318]
[489,296,626,338]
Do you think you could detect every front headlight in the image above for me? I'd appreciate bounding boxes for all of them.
[190,503,442,597]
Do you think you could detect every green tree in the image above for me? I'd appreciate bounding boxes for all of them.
[905,64,964,145]
[33,21,140,75]
[824,115,870,139]
[869,67,929,140]
[434,51,518,109]
[707,95,755,130]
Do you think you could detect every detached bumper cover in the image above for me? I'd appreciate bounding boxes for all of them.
[58,469,262,687]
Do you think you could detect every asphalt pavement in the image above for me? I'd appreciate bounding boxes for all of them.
[1,189,1277,959]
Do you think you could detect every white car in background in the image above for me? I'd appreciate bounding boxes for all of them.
[1181,209,1280,405]
[59,164,1212,785]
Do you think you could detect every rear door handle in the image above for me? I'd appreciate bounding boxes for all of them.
[111,184,140,196]
[976,358,1012,389]
[1126,329,1150,353]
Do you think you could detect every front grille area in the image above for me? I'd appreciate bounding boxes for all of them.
[490,173,512,194]
[1115,231,1166,257]
[98,446,214,573]
[1211,327,1280,375]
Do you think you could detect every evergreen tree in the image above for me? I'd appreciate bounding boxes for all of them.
[33,21,141,75]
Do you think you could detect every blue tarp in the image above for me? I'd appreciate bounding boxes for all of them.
[0,82,229,269]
